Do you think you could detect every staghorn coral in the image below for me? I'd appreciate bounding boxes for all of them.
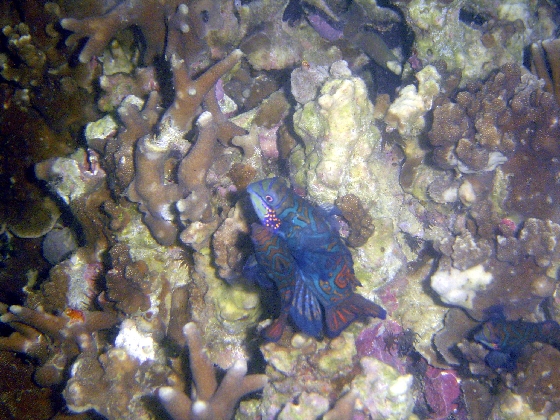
[0,304,118,387]
[123,4,244,245]
[157,322,267,420]
[101,92,162,194]
[60,0,181,64]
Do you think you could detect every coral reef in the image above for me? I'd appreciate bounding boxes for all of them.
[396,0,556,85]
[428,63,560,174]
[3,0,560,418]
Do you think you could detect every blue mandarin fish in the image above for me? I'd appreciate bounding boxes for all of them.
[247,177,386,339]
[474,310,560,370]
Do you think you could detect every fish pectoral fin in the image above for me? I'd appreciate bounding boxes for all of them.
[289,274,323,338]
[325,293,386,338]
[243,254,275,289]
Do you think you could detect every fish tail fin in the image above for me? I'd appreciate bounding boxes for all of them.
[325,293,386,338]
[262,313,289,342]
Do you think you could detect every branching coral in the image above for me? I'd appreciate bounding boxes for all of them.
[121,3,245,245]
[61,0,181,64]
[157,322,267,420]
[0,304,117,387]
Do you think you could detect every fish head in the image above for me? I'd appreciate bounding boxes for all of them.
[474,320,504,350]
[247,178,288,232]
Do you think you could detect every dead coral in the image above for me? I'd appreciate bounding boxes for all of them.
[97,66,159,112]
[0,304,117,387]
[157,322,267,420]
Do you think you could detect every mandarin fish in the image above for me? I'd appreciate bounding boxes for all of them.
[247,178,386,339]
[474,310,560,370]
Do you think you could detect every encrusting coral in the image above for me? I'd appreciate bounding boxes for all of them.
[156,322,267,420]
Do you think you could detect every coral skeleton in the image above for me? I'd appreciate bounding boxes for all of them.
[157,322,267,420]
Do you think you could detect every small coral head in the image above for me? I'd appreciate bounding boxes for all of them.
[247,178,288,231]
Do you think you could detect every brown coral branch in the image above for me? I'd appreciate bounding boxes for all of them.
[203,85,247,145]
[0,305,118,386]
[61,0,181,63]
[178,112,219,195]
[182,322,218,401]
[163,49,244,133]
[157,322,267,420]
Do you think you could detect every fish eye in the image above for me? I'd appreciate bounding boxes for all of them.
[265,195,273,202]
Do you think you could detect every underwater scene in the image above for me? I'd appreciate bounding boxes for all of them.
[1,0,560,418]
